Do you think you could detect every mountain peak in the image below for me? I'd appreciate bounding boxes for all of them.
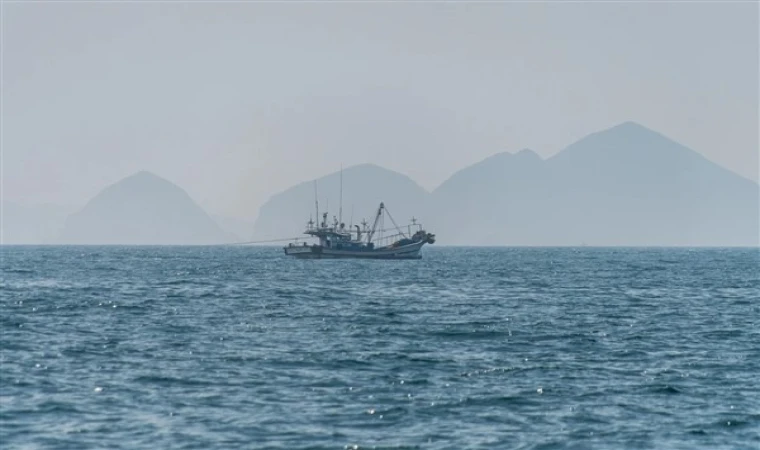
[464,148,542,168]
[58,171,233,244]
[514,148,542,161]
[610,120,648,131]
[597,121,670,141]
[129,170,162,180]
[119,170,175,187]
[548,120,703,168]
[312,163,407,183]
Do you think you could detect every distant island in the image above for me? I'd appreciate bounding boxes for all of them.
[2,122,757,246]
[253,122,759,247]
[56,171,236,245]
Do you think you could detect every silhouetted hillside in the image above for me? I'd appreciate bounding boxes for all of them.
[254,122,757,246]
[54,123,754,246]
[543,122,758,245]
[252,164,429,240]
[432,122,759,246]
[58,171,235,244]
[429,148,551,245]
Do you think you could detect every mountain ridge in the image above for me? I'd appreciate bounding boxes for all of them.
[4,121,757,246]
[254,121,758,246]
[57,171,236,245]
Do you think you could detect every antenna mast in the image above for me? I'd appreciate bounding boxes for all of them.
[314,180,319,228]
[339,165,343,225]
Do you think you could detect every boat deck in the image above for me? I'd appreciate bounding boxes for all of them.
[284,241,424,259]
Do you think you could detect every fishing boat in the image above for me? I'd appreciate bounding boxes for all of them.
[284,202,435,259]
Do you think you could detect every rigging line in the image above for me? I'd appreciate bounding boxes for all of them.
[226,236,312,246]
[384,206,408,238]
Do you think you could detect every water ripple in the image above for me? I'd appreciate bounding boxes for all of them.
[1,246,759,449]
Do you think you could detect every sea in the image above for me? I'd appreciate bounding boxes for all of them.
[1,246,758,449]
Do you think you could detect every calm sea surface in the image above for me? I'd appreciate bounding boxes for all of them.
[1,246,758,449]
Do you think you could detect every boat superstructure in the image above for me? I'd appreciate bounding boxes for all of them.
[284,202,435,259]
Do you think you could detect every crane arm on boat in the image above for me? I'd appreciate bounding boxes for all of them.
[366,202,385,244]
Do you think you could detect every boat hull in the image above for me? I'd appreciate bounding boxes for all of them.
[284,241,426,259]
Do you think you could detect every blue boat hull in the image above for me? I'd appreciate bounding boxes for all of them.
[284,241,426,259]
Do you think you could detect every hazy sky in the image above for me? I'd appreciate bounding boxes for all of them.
[4,1,758,220]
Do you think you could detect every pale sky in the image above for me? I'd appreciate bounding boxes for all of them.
[3,1,758,220]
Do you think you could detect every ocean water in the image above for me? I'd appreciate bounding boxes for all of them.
[1,246,758,449]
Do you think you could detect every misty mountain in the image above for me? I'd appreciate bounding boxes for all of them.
[57,171,235,245]
[432,122,759,246]
[1,202,74,244]
[28,122,756,246]
[252,164,429,241]
[428,148,551,245]
[255,122,758,246]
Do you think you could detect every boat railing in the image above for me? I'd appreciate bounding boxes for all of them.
[370,232,412,248]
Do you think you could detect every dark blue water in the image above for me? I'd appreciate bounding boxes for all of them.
[1,246,758,449]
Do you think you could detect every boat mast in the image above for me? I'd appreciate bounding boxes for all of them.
[339,165,343,226]
[314,180,319,229]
